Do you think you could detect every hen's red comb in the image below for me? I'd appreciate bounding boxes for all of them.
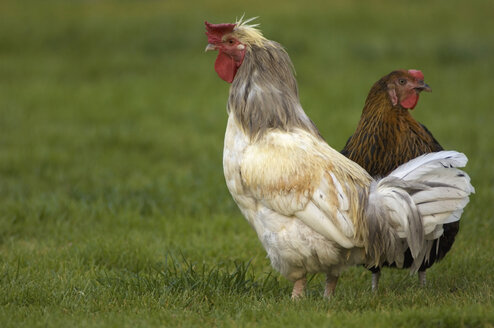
[205,21,236,44]
[408,69,424,80]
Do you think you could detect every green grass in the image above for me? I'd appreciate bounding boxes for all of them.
[1,0,493,326]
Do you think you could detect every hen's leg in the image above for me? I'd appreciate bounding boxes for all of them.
[370,267,381,292]
[291,277,306,299]
[324,274,338,299]
[372,271,381,292]
[418,270,426,287]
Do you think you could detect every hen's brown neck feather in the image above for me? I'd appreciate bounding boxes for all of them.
[228,41,321,141]
[342,81,443,177]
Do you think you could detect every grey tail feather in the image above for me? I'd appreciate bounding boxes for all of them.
[364,151,474,273]
[365,180,425,270]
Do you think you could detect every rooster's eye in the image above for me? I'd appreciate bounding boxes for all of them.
[228,39,234,45]
[398,79,407,85]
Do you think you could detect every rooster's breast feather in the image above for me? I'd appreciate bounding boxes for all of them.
[239,128,371,249]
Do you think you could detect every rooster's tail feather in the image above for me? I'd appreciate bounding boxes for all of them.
[365,151,474,272]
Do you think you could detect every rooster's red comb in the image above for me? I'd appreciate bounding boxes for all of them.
[205,21,236,44]
[408,69,424,81]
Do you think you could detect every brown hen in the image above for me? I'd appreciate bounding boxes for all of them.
[342,70,459,290]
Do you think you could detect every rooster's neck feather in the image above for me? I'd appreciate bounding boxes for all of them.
[228,41,321,141]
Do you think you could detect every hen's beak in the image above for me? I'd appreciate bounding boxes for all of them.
[205,44,217,52]
[415,81,432,92]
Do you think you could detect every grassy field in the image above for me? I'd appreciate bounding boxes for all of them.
[1,0,493,326]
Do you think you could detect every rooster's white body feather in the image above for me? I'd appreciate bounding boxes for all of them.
[223,116,368,280]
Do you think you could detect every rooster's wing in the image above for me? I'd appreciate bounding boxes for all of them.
[240,129,371,249]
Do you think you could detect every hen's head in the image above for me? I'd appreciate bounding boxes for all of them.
[385,70,431,110]
[205,17,265,83]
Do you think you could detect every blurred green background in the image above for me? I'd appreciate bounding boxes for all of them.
[0,0,493,327]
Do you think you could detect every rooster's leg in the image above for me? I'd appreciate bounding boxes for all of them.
[418,270,426,287]
[324,274,338,299]
[291,277,307,299]
[372,271,381,292]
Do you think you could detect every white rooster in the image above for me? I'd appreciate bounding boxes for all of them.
[205,18,474,299]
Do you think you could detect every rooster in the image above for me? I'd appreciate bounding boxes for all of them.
[205,18,474,299]
[341,70,457,290]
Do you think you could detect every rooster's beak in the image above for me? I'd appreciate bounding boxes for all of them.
[205,44,217,52]
[416,81,432,92]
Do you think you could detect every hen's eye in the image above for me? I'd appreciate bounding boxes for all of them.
[228,39,234,44]
[398,78,407,85]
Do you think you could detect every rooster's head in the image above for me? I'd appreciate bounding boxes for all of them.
[205,17,265,83]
